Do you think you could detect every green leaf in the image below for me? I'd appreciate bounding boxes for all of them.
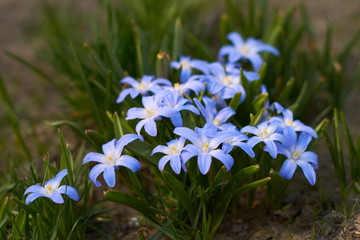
[113,112,125,139]
[10,210,26,239]
[250,93,268,113]
[250,108,265,126]
[229,92,242,112]
[162,171,195,224]
[172,18,182,61]
[47,120,99,150]
[277,77,295,104]
[58,129,75,186]
[37,214,48,240]
[233,177,271,194]
[104,191,158,223]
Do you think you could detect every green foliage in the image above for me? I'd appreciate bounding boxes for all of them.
[325,109,360,198]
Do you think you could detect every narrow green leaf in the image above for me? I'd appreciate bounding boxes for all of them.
[10,210,26,239]
[250,93,268,113]
[172,18,182,61]
[277,77,295,104]
[58,129,75,186]
[162,171,195,224]
[113,112,124,139]
[250,108,265,126]
[46,120,99,150]
[229,92,242,111]
[37,214,48,240]
[338,27,360,62]
[104,191,158,223]
[233,177,271,194]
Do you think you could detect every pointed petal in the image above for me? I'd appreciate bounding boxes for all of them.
[264,139,277,158]
[83,152,107,164]
[25,193,46,205]
[170,155,182,174]
[210,149,234,171]
[89,164,107,187]
[116,134,138,154]
[58,186,79,201]
[158,156,171,171]
[49,191,64,204]
[300,151,318,169]
[235,142,255,158]
[279,159,297,180]
[117,155,141,172]
[102,139,117,156]
[103,166,116,187]
[24,185,44,195]
[116,88,138,103]
[247,53,263,72]
[174,127,200,146]
[170,113,183,127]
[198,153,212,175]
[144,120,157,137]
[151,145,169,155]
[228,32,244,46]
[297,160,316,185]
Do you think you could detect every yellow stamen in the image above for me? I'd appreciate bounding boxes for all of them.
[171,146,176,152]
[224,76,230,85]
[107,156,112,161]
[215,118,220,125]
[203,143,209,149]
[289,121,293,126]
[174,83,180,90]
[294,151,300,157]
[263,129,267,135]
[242,45,248,54]
[140,83,145,89]
[181,61,188,68]
[146,110,152,114]
[46,185,51,191]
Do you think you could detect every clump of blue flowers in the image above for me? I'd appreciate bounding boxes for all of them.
[23,31,320,239]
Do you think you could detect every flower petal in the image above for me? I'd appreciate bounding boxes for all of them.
[102,139,117,156]
[144,120,157,137]
[198,153,212,175]
[297,160,316,185]
[210,149,234,171]
[58,186,80,201]
[170,155,182,174]
[49,191,64,204]
[264,139,277,158]
[103,166,116,187]
[89,164,107,187]
[116,134,138,154]
[25,192,46,205]
[279,159,297,180]
[83,152,107,165]
[117,155,141,172]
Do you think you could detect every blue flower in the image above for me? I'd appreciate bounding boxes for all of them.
[241,120,285,158]
[219,32,279,71]
[164,77,205,96]
[161,91,199,127]
[225,63,259,81]
[24,169,79,205]
[171,56,209,83]
[277,127,318,185]
[174,124,235,174]
[116,75,172,103]
[193,97,235,130]
[151,137,191,174]
[83,135,141,187]
[270,109,318,138]
[126,93,177,141]
[205,62,246,103]
[219,127,255,157]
